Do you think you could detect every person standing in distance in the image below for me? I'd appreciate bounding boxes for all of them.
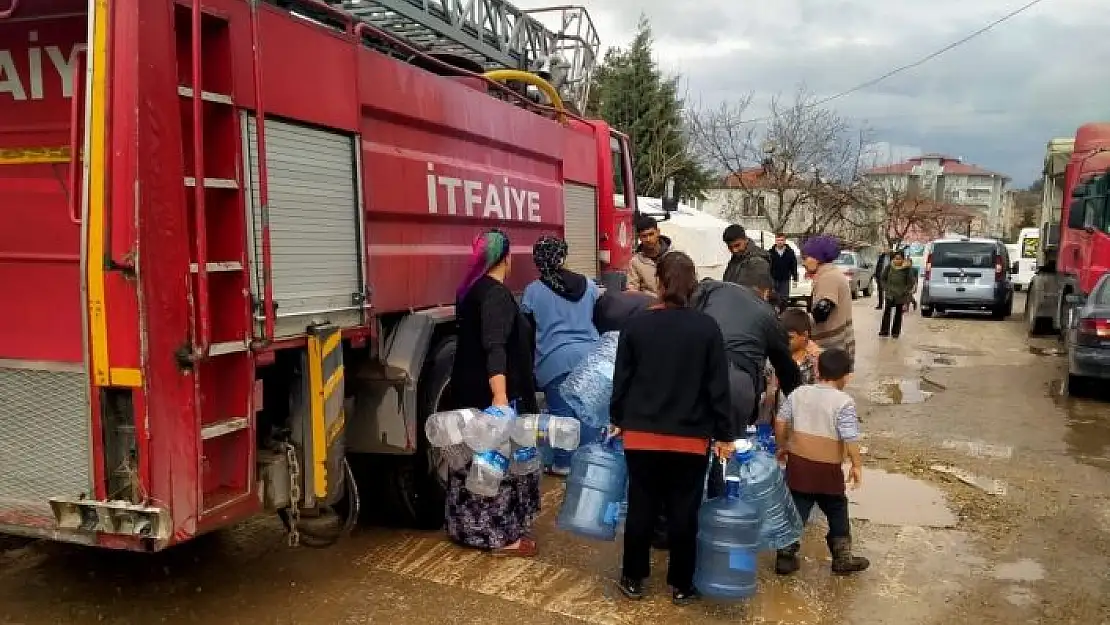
[609,251,735,606]
[768,233,799,304]
[722,224,772,288]
[872,248,891,310]
[627,214,672,296]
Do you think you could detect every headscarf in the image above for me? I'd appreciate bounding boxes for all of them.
[533,235,569,295]
[801,235,840,264]
[457,228,511,300]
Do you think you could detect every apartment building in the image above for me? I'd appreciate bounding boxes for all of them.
[863,154,1011,237]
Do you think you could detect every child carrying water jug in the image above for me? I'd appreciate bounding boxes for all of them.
[773,348,870,576]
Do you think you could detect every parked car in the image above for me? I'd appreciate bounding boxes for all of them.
[833,251,877,299]
[789,268,813,307]
[1063,273,1110,395]
[919,237,1014,319]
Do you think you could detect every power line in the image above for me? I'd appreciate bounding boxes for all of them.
[740,0,1051,125]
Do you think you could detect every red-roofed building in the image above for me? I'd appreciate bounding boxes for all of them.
[862,154,1012,237]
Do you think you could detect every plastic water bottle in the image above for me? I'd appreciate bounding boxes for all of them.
[546,415,582,451]
[693,475,760,600]
[509,445,542,475]
[466,442,511,497]
[557,435,627,541]
[560,332,620,428]
[425,408,483,447]
[462,406,516,452]
[732,440,803,551]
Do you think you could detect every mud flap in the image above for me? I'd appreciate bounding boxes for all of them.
[294,324,346,508]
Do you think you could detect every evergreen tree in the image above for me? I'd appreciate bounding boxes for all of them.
[587,16,710,200]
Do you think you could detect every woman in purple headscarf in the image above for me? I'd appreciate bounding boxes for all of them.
[447,228,540,557]
[801,235,855,365]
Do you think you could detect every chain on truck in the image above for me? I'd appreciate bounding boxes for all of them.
[0,0,645,551]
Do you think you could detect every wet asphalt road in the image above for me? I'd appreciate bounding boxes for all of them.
[2,293,1110,624]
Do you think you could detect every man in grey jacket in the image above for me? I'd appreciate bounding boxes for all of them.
[722,224,773,288]
[693,274,802,499]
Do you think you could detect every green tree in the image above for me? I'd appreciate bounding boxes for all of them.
[587,16,710,200]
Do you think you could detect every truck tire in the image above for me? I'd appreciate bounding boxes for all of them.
[920,305,933,318]
[1025,280,1053,335]
[381,336,455,530]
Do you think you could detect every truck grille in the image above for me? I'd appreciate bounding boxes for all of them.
[0,366,92,521]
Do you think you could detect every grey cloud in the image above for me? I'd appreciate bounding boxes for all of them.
[517,0,1110,184]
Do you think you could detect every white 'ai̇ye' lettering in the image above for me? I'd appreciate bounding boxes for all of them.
[425,163,541,223]
[0,32,86,102]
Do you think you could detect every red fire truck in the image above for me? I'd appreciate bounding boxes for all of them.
[1025,123,1110,339]
[0,0,638,551]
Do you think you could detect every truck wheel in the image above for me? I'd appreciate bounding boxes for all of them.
[862,279,873,297]
[920,306,933,318]
[382,336,455,530]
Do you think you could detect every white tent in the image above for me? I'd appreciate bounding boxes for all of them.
[638,197,732,280]
[638,198,801,281]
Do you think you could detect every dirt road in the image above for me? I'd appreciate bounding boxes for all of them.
[1,294,1108,624]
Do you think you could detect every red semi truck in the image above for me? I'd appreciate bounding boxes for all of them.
[0,0,638,550]
[1025,123,1110,340]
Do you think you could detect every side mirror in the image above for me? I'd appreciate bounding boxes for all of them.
[661,177,678,212]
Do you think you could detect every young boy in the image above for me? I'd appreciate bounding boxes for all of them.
[780,308,822,385]
[773,348,870,576]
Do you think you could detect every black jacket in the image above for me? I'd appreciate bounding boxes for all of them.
[610,307,734,442]
[452,276,539,412]
[593,290,655,333]
[768,245,799,282]
[692,280,801,396]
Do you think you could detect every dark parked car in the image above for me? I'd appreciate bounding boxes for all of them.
[1064,273,1110,395]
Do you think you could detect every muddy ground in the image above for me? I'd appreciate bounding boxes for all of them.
[2,293,1109,624]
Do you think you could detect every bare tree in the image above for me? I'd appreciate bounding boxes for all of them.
[852,176,968,248]
[687,85,863,236]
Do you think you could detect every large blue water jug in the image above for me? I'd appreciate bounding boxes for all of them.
[693,476,759,600]
[732,440,803,551]
[557,436,627,541]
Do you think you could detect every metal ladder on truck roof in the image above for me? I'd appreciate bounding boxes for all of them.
[325,0,600,113]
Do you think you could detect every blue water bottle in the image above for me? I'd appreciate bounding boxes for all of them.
[693,474,760,600]
[732,440,803,551]
[556,434,628,541]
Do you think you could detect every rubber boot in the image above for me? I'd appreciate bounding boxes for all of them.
[828,536,870,575]
[775,542,801,575]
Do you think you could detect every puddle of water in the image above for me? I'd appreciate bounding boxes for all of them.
[848,468,958,528]
[1062,398,1110,473]
[991,558,1045,583]
[1005,585,1037,607]
[867,377,943,405]
[915,344,986,357]
[930,464,1007,496]
[941,439,1015,460]
[905,352,964,368]
[1029,345,1066,357]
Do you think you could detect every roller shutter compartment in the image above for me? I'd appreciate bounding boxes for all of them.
[243,116,365,338]
[563,183,598,279]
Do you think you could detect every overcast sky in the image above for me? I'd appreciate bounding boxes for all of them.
[518,0,1108,187]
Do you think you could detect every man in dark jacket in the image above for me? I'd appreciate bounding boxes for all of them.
[873,249,891,309]
[722,224,772,288]
[768,233,799,303]
[694,274,802,501]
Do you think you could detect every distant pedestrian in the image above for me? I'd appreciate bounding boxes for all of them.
[722,224,772,288]
[627,215,673,295]
[773,348,870,577]
[873,249,891,309]
[802,235,856,366]
[878,249,918,339]
[769,233,799,303]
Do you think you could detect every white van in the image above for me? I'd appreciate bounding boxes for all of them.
[1011,228,1039,291]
